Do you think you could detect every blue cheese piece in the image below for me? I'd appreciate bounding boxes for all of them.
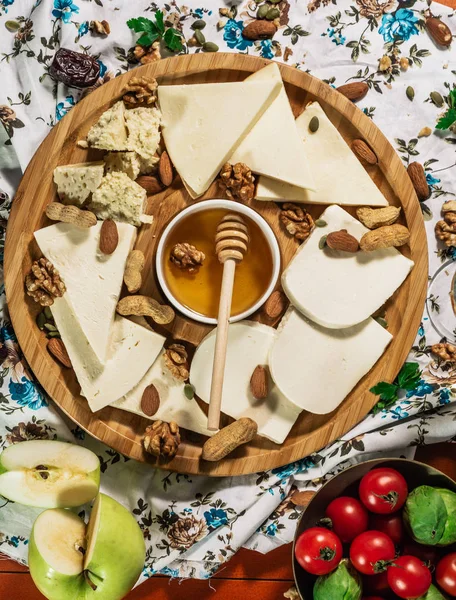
[53,162,104,207]
[270,308,392,415]
[34,221,136,364]
[104,152,141,180]
[90,172,150,227]
[87,101,128,151]
[125,107,161,160]
[138,154,159,175]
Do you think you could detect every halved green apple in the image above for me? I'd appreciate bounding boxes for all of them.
[0,440,100,508]
[29,493,146,600]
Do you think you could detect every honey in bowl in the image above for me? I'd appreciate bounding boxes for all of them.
[162,208,274,320]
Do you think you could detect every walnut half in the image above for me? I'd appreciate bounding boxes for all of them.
[170,242,205,274]
[431,343,456,364]
[123,76,158,108]
[25,258,66,307]
[280,203,314,242]
[164,344,189,381]
[219,162,255,202]
[143,421,181,459]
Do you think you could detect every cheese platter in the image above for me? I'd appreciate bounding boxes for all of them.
[4,53,427,476]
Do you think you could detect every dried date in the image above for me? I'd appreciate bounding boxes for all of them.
[50,48,100,88]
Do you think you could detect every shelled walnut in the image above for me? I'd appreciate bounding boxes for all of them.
[133,42,161,65]
[90,20,110,35]
[436,201,456,247]
[431,343,456,364]
[170,242,205,274]
[123,76,158,107]
[164,344,189,381]
[219,162,255,202]
[143,420,181,459]
[25,258,66,307]
[280,203,314,242]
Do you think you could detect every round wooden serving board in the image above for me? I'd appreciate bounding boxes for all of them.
[4,53,427,476]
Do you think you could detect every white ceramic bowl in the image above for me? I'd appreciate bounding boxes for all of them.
[155,199,281,325]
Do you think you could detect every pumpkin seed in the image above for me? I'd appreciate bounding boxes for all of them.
[309,116,319,133]
[5,20,20,32]
[194,29,206,45]
[430,91,444,107]
[184,383,195,399]
[36,312,47,330]
[315,219,327,227]
[192,19,206,30]
[257,4,270,18]
[406,86,415,101]
[47,331,61,338]
[319,235,328,250]
[44,306,53,320]
[375,316,389,329]
[44,323,58,332]
[269,0,281,3]
[266,7,280,20]
[203,42,219,52]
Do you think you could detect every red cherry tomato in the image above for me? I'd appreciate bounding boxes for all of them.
[294,527,343,576]
[387,555,432,599]
[359,468,408,514]
[402,538,440,568]
[350,530,395,575]
[325,496,369,543]
[363,571,390,595]
[369,513,404,545]
[436,553,456,597]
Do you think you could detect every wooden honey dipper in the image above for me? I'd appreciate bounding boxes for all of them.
[207,213,250,431]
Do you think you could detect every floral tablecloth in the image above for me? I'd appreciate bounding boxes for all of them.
[0,0,455,585]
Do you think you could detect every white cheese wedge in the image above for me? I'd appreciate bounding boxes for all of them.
[90,172,150,227]
[104,152,141,180]
[34,221,136,364]
[282,205,414,329]
[190,322,302,444]
[125,107,161,160]
[53,162,104,206]
[158,79,281,198]
[112,350,213,438]
[270,308,392,415]
[256,102,388,206]
[230,63,314,191]
[87,101,128,151]
[49,297,165,412]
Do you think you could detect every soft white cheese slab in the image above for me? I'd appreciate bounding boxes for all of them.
[282,205,414,329]
[270,308,392,415]
[157,78,281,198]
[230,63,314,191]
[35,221,136,364]
[50,297,165,412]
[112,350,213,438]
[255,102,388,206]
[189,321,302,444]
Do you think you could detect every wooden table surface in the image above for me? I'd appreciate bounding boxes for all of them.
[1,443,455,599]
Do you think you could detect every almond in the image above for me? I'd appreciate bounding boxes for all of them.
[250,365,268,400]
[291,490,316,507]
[360,224,410,251]
[99,219,118,255]
[47,338,72,368]
[336,82,368,102]
[136,175,163,195]
[407,162,430,201]
[242,20,277,40]
[426,17,452,48]
[326,229,359,253]
[158,151,173,187]
[263,289,288,320]
[141,384,160,417]
[351,139,378,165]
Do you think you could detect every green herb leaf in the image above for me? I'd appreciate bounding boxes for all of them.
[449,88,456,109]
[369,381,398,402]
[154,10,165,35]
[136,32,159,47]
[127,17,156,34]
[436,108,456,131]
[164,28,183,51]
[397,361,421,390]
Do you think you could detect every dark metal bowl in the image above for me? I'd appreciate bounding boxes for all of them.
[292,457,456,599]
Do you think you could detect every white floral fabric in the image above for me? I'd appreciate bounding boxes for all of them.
[0,0,455,584]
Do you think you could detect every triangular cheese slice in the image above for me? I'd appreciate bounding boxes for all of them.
[35,221,136,364]
[50,297,165,412]
[256,102,388,206]
[158,79,281,198]
[230,63,315,190]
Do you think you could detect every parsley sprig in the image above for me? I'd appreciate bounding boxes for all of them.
[370,362,421,414]
[436,88,456,131]
[127,10,183,52]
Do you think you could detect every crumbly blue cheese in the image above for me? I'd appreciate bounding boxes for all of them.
[90,172,150,227]
[104,151,141,180]
[87,101,128,151]
[138,154,159,174]
[125,107,161,160]
[53,162,104,206]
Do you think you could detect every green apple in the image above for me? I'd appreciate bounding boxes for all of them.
[29,493,146,600]
[0,440,100,508]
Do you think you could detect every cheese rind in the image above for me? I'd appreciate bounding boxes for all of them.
[34,221,136,364]
[189,321,302,444]
[158,79,281,197]
[53,162,104,206]
[125,107,161,160]
[256,102,388,206]
[112,350,213,438]
[282,205,414,329]
[270,308,392,415]
[90,172,149,227]
[230,63,314,191]
[87,101,128,151]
